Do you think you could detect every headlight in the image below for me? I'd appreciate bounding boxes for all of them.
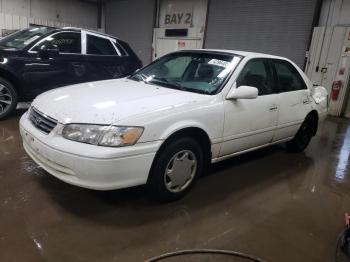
[62,124,144,147]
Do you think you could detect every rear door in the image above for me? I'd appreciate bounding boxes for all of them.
[84,32,132,82]
[220,58,279,156]
[271,59,312,141]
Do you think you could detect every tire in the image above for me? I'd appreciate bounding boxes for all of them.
[148,137,204,202]
[286,114,315,152]
[0,77,18,120]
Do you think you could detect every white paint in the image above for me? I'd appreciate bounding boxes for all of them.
[153,27,204,59]
[19,50,328,191]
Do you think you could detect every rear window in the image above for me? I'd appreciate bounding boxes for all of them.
[273,59,307,92]
[87,34,117,55]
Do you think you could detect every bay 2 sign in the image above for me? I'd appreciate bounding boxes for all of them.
[164,12,192,27]
[162,2,193,28]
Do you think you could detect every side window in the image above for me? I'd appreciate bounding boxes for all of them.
[34,32,81,53]
[236,59,275,96]
[87,34,117,55]
[273,60,307,92]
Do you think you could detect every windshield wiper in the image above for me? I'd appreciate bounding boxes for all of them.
[130,75,211,95]
[150,77,186,91]
[181,86,212,95]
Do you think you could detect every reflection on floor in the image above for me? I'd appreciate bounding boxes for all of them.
[0,111,349,262]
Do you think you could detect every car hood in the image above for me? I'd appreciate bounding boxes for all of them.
[32,78,208,124]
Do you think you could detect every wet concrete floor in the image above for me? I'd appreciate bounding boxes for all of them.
[0,111,349,262]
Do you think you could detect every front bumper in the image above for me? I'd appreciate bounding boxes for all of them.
[20,112,161,190]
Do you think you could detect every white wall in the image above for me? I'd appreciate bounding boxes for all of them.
[319,0,350,26]
[0,0,98,29]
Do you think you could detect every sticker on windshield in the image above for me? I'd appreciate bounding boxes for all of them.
[208,59,230,68]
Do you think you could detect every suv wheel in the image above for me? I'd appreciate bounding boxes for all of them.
[0,78,18,120]
[148,137,204,202]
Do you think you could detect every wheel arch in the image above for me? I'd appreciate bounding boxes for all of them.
[0,68,22,98]
[163,126,211,155]
[149,126,212,178]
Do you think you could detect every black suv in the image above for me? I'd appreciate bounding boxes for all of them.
[0,26,142,119]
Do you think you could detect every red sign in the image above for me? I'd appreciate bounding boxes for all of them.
[178,41,185,48]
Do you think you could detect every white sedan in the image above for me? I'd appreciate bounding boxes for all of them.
[20,50,328,201]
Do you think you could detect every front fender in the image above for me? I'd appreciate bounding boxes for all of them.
[159,120,212,141]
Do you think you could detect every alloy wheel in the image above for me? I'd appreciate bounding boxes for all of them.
[0,84,13,115]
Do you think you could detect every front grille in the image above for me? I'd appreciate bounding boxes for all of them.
[29,107,57,134]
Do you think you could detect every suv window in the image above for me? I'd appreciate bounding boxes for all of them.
[87,34,117,55]
[273,59,307,92]
[236,59,275,96]
[33,32,81,53]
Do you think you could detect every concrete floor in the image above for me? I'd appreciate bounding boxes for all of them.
[0,111,349,262]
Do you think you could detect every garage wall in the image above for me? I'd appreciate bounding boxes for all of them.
[0,0,98,28]
[105,0,155,65]
[204,0,318,68]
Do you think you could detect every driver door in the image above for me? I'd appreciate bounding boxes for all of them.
[22,31,86,98]
[220,58,279,156]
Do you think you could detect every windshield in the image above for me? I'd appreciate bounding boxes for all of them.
[0,27,55,50]
[129,52,242,94]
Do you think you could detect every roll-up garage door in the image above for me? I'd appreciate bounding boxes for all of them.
[205,0,318,68]
[105,0,155,65]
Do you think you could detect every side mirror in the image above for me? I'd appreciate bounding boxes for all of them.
[226,85,258,100]
[38,44,59,58]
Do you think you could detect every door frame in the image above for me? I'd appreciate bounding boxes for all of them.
[219,57,280,157]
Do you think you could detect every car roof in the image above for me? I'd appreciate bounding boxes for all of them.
[60,27,118,40]
[181,49,290,61]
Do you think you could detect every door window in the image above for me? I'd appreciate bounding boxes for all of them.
[87,34,117,55]
[236,59,275,95]
[33,32,81,53]
[273,60,307,92]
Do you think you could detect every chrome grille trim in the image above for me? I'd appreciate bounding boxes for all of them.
[29,107,57,134]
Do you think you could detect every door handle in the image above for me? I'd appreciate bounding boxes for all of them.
[269,105,278,111]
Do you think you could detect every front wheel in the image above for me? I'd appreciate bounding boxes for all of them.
[147,137,204,202]
[0,78,18,120]
[286,114,315,152]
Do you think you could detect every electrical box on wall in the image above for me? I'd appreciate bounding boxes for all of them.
[152,0,208,60]
[152,27,204,59]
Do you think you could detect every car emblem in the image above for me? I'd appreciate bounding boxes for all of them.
[34,116,42,126]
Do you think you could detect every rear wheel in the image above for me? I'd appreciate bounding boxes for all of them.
[0,78,18,120]
[148,137,204,202]
[286,114,315,152]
